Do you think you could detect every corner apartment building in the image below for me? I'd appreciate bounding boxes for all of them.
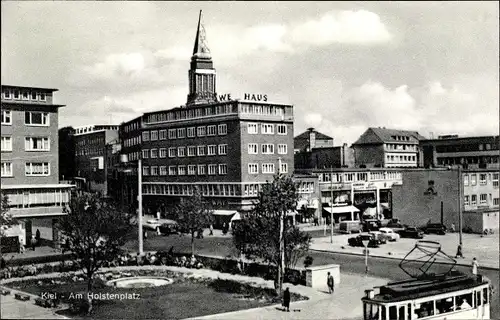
[351,127,425,168]
[1,85,73,247]
[73,125,119,195]
[392,168,499,233]
[420,135,499,169]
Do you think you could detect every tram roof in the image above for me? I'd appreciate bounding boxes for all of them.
[363,274,489,304]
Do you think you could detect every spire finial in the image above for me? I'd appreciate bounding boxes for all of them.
[192,10,211,59]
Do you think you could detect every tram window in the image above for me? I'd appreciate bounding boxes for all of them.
[456,293,473,310]
[415,301,434,318]
[389,306,397,320]
[476,290,482,307]
[483,288,488,304]
[381,305,386,320]
[398,306,405,320]
[364,303,379,320]
[436,297,454,314]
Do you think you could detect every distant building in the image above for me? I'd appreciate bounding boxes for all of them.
[419,135,499,169]
[73,124,119,195]
[294,128,354,169]
[352,127,426,168]
[392,168,499,233]
[58,126,76,181]
[1,84,73,248]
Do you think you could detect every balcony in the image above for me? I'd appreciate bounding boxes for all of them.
[9,206,66,218]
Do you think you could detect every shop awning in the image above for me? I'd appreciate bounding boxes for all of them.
[212,210,237,216]
[323,205,360,214]
[230,212,241,221]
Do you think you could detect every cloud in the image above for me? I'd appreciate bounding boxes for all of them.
[85,53,145,77]
[290,10,391,46]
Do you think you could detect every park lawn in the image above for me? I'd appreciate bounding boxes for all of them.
[7,277,286,319]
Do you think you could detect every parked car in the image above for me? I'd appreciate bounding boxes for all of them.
[348,233,381,248]
[339,221,362,234]
[369,231,388,244]
[362,219,382,232]
[378,227,400,242]
[143,219,162,231]
[399,227,424,239]
[385,221,406,233]
[158,220,179,235]
[421,223,447,235]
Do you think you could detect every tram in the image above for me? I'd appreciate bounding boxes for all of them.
[362,241,491,320]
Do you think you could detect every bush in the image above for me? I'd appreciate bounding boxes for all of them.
[69,297,90,315]
[303,256,314,269]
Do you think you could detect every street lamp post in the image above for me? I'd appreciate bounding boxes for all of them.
[330,167,334,243]
[138,159,144,256]
[362,240,369,273]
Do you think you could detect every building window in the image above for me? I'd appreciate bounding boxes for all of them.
[197,145,206,156]
[277,124,287,135]
[248,143,258,154]
[142,149,149,159]
[247,123,258,134]
[22,91,29,100]
[1,137,12,151]
[177,147,186,157]
[178,166,186,176]
[218,144,227,155]
[168,129,177,139]
[218,124,227,135]
[208,164,217,175]
[39,92,46,101]
[261,144,274,154]
[1,162,13,177]
[151,166,158,176]
[168,166,177,176]
[25,137,50,151]
[494,198,499,206]
[142,166,150,176]
[160,166,167,176]
[262,163,275,174]
[261,124,274,134]
[168,147,176,158]
[187,146,196,157]
[13,90,20,99]
[159,148,167,158]
[150,149,158,158]
[25,162,50,176]
[218,164,227,175]
[187,127,196,137]
[3,90,11,99]
[280,162,288,173]
[197,126,206,137]
[464,195,470,206]
[207,125,217,136]
[207,145,217,156]
[277,144,288,154]
[25,112,49,126]
[480,194,487,205]
[142,131,150,142]
[197,165,206,175]
[188,165,196,175]
[480,174,487,185]
[471,174,477,186]
[248,163,258,174]
[471,195,477,206]
[493,173,499,188]
[159,130,167,140]
[464,174,469,186]
[1,110,11,125]
[176,128,185,139]
[150,130,158,141]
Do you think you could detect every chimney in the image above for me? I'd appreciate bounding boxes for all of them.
[308,127,316,150]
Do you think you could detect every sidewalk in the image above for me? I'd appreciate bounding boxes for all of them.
[0,287,68,319]
[310,232,499,269]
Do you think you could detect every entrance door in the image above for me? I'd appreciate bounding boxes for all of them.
[25,219,32,246]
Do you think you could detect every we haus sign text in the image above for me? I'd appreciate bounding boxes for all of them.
[217,93,268,102]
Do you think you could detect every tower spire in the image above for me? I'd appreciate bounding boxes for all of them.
[187,10,216,106]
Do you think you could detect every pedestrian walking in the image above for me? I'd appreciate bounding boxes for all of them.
[471,257,479,276]
[327,272,334,294]
[144,230,148,239]
[35,229,41,246]
[455,244,464,259]
[450,223,455,233]
[283,287,290,312]
[209,224,214,236]
[31,235,36,251]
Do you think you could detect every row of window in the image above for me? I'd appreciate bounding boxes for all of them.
[248,143,288,155]
[142,144,228,159]
[247,123,287,135]
[2,89,47,101]
[144,105,235,124]
[1,136,50,152]
[248,163,288,174]
[1,110,50,126]
[385,144,417,151]
[464,193,499,206]
[4,189,70,209]
[1,162,50,177]
[463,173,499,188]
[142,182,266,197]
[143,164,227,176]
[142,124,227,142]
[390,135,411,141]
[318,171,402,183]
[386,154,416,162]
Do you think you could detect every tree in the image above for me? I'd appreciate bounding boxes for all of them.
[1,193,17,255]
[232,174,312,296]
[172,187,213,256]
[58,191,133,313]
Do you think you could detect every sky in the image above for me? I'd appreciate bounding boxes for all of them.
[2,1,499,145]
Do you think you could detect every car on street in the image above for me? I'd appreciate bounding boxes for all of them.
[385,221,406,233]
[362,219,382,232]
[348,233,381,248]
[378,227,400,242]
[144,219,162,231]
[398,227,424,239]
[421,223,447,235]
[369,231,388,244]
[158,219,179,235]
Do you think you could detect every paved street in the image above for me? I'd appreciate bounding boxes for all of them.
[0,288,68,319]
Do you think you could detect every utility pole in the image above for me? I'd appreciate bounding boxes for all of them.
[458,166,463,248]
[330,167,334,243]
[278,209,285,296]
[138,159,144,255]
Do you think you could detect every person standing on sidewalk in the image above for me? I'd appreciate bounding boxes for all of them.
[455,244,464,259]
[209,224,214,236]
[283,287,291,312]
[471,257,479,276]
[327,272,334,294]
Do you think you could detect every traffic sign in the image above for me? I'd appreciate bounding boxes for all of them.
[362,240,369,248]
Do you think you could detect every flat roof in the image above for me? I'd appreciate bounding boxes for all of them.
[1,100,65,108]
[1,184,75,190]
[1,85,59,92]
